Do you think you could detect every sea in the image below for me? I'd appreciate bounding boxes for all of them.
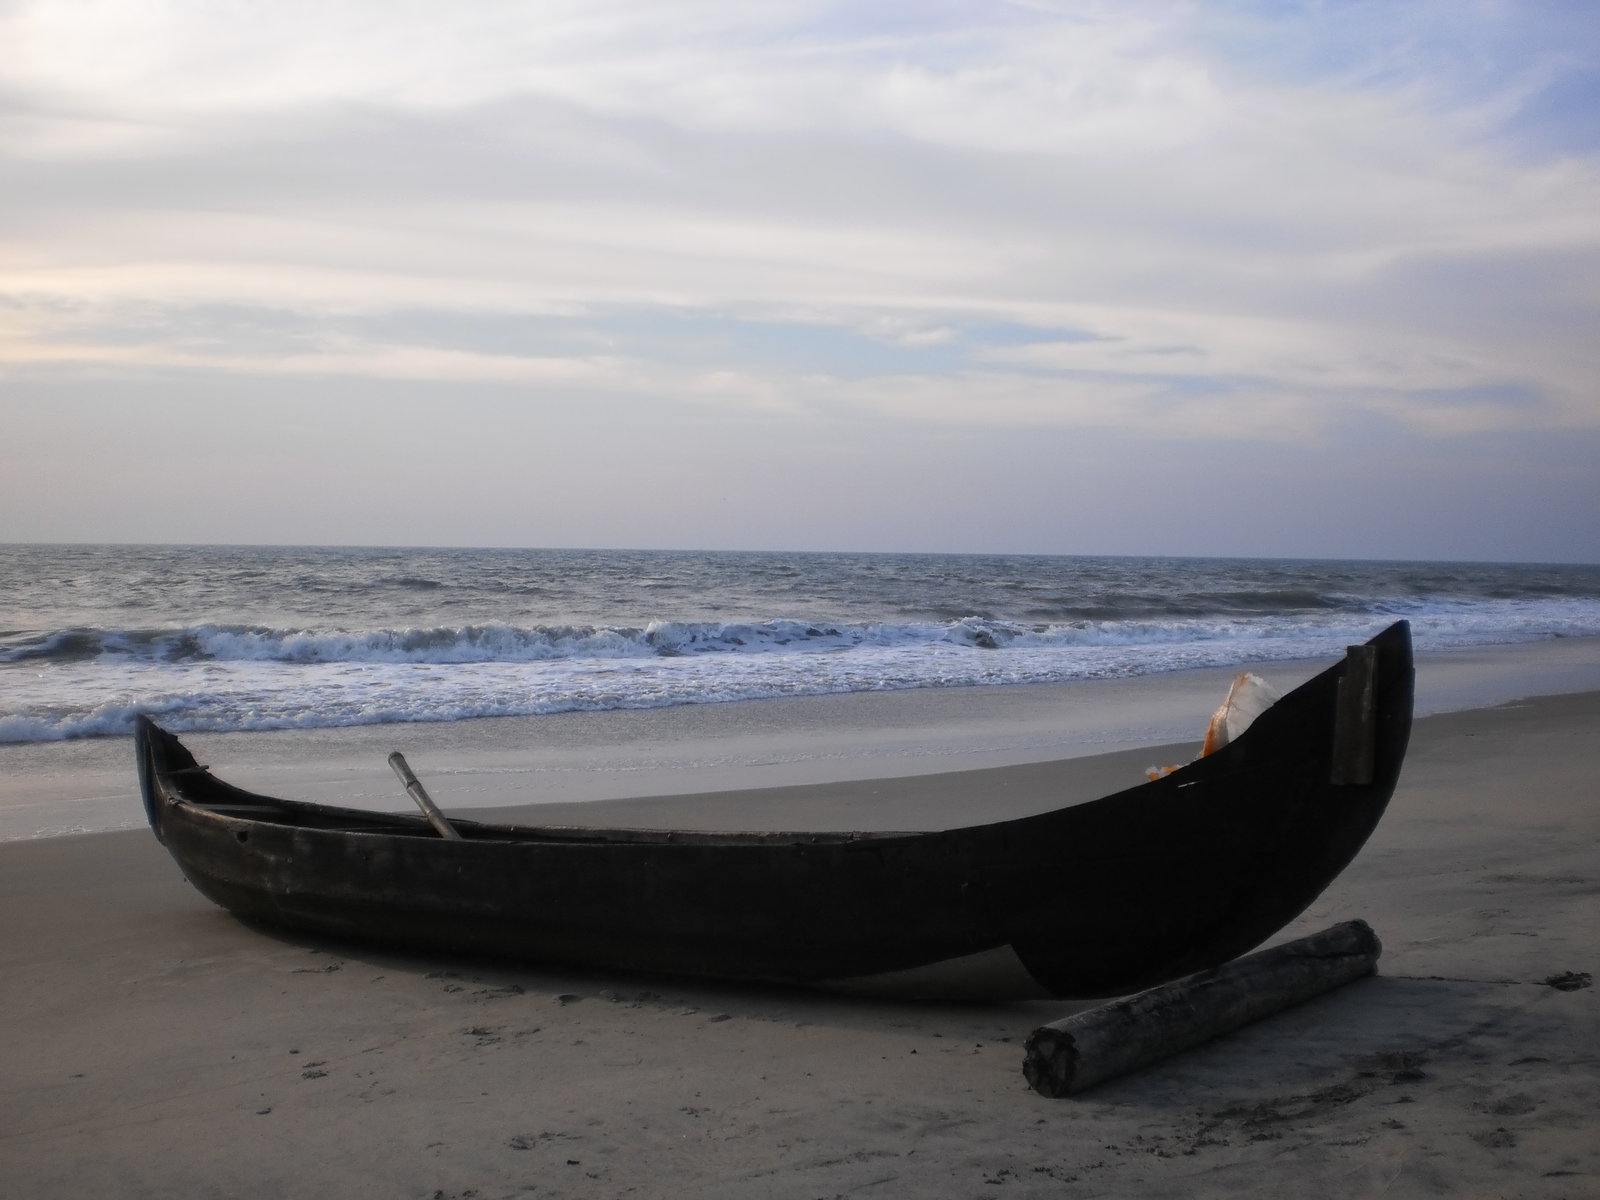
[3,544,1599,745]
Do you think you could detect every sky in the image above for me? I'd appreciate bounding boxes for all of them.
[2,0,1598,561]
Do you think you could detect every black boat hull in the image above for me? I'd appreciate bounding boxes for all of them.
[136,622,1413,998]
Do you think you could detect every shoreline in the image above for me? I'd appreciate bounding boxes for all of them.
[3,682,1597,1196]
[4,634,1600,842]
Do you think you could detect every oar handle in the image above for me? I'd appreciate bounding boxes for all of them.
[388,752,463,840]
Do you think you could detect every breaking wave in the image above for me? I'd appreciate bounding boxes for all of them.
[5,543,1600,744]
[5,592,1600,675]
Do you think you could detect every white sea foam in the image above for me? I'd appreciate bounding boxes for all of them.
[4,544,1599,743]
[7,595,1600,668]
[5,603,1600,742]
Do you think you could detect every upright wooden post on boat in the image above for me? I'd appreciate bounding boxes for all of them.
[388,752,462,840]
[1023,920,1382,1097]
[1331,644,1379,785]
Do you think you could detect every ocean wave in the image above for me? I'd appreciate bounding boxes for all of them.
[5,604,1600,745]
[0,616,1130,666]
[5,596,1600,670]
[0,635,1269,742]
[6,584,1600,743]
[0,620,854,665]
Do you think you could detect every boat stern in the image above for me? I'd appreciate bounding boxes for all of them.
[133,715,200,844]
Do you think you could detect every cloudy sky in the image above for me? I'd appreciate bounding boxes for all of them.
[3,0,1598,560]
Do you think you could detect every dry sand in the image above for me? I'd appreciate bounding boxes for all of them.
[2,691,1598,1198]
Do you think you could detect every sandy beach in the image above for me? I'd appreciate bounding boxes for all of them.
[3,651,1598,1197]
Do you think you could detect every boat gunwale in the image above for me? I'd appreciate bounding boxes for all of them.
[138,629,1369,850]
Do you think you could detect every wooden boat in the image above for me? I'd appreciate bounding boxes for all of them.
[134,621,1413,999]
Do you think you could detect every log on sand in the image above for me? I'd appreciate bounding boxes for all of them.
[1023,920,1381,1098]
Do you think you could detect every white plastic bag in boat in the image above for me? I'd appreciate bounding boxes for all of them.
[1200,671,1281,756]
[1146,670,1281,780]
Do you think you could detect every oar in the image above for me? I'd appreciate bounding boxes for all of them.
[387,751,463,840]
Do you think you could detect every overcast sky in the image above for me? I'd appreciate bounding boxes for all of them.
[3,0,1598,561]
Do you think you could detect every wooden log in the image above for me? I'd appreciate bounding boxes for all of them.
[387,752,463,840]
[1023,919,1381,1097]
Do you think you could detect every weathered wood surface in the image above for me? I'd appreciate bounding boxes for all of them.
[1023,919,1382,1097]
[1331,644,1378,785]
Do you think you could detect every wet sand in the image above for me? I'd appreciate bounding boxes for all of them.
[2,682,1597,1197]
[6,633,1600,842]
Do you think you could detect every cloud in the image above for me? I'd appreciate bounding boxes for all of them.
[1,0,1598,554]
